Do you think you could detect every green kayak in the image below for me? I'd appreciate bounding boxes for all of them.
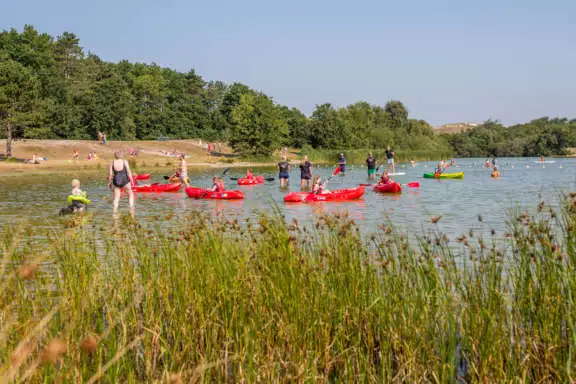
[423,172,464,179]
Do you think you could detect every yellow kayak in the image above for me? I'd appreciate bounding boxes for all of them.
[423,172,464,179]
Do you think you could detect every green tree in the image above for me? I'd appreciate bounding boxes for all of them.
[229,93,288,156]
[0,59,40,156]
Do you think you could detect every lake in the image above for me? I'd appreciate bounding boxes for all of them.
[0,158,573,240]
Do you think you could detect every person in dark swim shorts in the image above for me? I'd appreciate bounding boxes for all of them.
[299,155,312,189]
[278,156,291,188]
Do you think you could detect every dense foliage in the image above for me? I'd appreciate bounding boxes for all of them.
[447,118,576,157]
[0,26,446,157]
[3,25,574,159]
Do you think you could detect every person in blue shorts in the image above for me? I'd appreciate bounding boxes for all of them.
[278,156,290,188]
[338,153,346,173]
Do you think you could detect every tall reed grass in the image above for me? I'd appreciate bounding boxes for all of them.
[1,197,576,382]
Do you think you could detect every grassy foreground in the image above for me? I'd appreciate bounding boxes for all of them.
[2,198,576,382]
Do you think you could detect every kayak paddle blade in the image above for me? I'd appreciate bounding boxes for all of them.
[265,177,275,181]
[406,182,420,188]
[332,166,342,176]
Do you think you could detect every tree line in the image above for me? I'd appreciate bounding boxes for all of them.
[1,26,574,159]
[0,25,449,157]
[446,118,576,158]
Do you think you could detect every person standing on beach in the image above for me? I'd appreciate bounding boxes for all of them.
[278,156,290,188]
[108,151,134,215]
[385,145,395,173]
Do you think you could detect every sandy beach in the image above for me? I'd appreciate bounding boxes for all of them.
[0,139,296,175]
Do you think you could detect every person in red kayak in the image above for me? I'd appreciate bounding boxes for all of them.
[245,169,254,180]
[210,176,225,192]
[312,175,330,195]
[377,172,392,185]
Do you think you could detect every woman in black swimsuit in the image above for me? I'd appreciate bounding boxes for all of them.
[108,151,135,215]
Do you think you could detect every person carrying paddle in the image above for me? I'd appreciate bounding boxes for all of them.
[385,146,395,173]
[434,163,444,178]
[299,156,312,190]
[338,153,347,174]
[366,153,376,180]
[278,156,290,188]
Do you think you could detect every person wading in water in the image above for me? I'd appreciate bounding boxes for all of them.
[108,151,135,215]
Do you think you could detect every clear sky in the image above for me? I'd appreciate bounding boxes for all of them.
[3,0,575,125]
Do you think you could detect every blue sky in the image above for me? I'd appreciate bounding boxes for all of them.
[3,0,575,125]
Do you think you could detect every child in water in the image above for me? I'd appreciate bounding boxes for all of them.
[61,179,88,215]
[491,166,500,178]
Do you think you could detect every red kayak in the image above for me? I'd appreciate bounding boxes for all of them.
[132,183,181,193]
[373,182,402,193]
[238,176,264,185]
[185,187,244,200]
[134,174,151,181]
[284,187,365,203]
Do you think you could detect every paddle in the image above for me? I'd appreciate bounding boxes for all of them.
[229,176,275,182]
[360,182,420,188]
[164,167,231,182]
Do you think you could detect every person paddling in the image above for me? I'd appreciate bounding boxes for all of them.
[378,172,392,185]
[210,176,225,192]
[108,151,134,215]
[434,163,444,177]
[312,175,329,195]
[299,156,312,190]
[366,152,376,180]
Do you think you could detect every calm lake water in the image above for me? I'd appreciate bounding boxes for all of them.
[1,158,574,240]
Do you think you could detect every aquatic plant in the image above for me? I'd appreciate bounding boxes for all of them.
[1,199,576,382]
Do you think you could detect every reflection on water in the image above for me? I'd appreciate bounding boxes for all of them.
[0,158,574,241]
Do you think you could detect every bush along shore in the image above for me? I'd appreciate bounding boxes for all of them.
[2,196,576,382]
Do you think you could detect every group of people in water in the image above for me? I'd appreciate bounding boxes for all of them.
[61,145,517,216]
[484,158,500,178]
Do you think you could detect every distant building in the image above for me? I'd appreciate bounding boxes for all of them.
[433,122,479,134]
